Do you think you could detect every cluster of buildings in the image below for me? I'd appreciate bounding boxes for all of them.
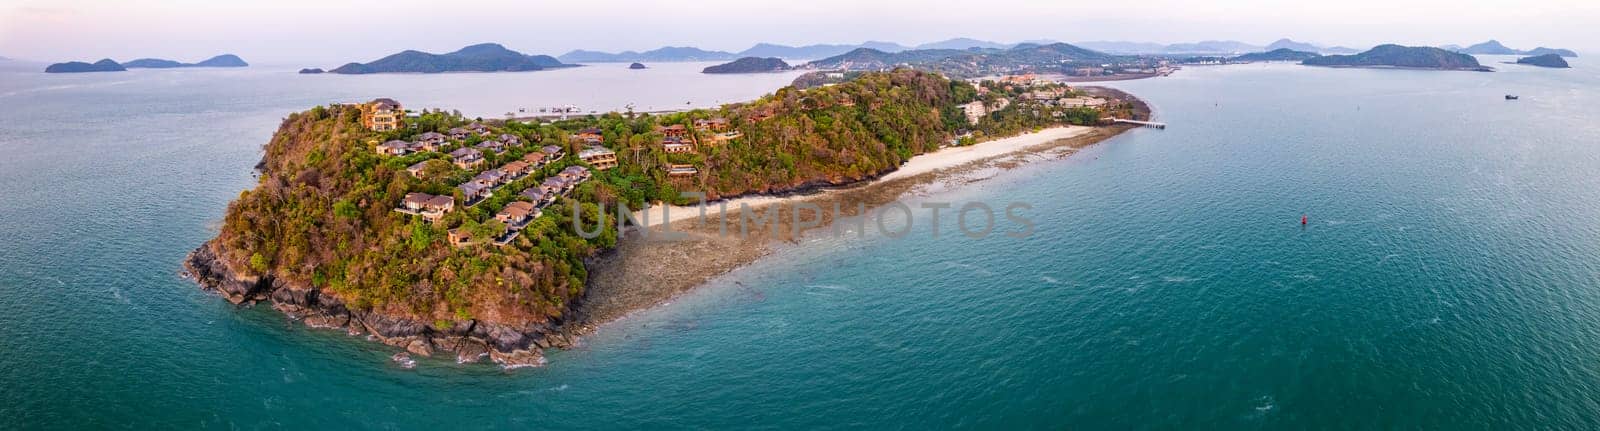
[368,99,752,247]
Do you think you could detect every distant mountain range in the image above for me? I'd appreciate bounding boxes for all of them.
[558,46,739,63]
[1079,38,1360,55]
[123,54,248,69]
[1449,40,1577,57]
[1303,44,1490,71]
[44,54,247,73]
[804,42,1133,77]
[551,37,1571,64]
[328,43,572,74]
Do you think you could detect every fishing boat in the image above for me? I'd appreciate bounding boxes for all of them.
[1505,95,1519,100]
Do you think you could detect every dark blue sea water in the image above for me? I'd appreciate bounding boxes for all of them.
[4,58,1600,429]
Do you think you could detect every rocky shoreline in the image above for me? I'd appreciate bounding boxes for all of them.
[183,242,574,368]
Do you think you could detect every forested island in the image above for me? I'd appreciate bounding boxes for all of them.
[326,43,574,74]
[123,54,248,68]
[1233,48,1319,62]
[45,54,247,73]
[44,59,125,73]
[1515,54,1571,68]
[1302,44,1491,71]
[702,57,791,73]
[185,69,1139,367]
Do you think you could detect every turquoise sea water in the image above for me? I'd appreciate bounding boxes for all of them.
[4,58,1600,429]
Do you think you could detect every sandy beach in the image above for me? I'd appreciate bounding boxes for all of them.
[631,125,1097,228]
[573,87,1150,332]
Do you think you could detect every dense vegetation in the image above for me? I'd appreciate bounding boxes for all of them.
[803,43,1141,78]
[213,69,1113,327]
[43,59,126,73]
[1303,44,1489,70]
[702,57,791,74]
[329,43,571,74]
[216,107,616,326]
[1515,54,1570,68]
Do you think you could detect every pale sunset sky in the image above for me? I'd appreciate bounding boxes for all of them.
[0,0,1594,64]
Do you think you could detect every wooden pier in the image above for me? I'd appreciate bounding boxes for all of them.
[1112,118,1167,129]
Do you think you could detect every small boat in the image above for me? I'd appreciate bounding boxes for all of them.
[1301,214,1308,225]
[1505,95,1519,100]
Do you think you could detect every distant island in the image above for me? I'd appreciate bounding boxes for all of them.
[45,54,247,73]
[628,62,646,70]
[1451,40,1578,57]
[1525,47,1579,58]
[558,47,738,63]
[298,68,324,74]
[558,41,917,63]
[123,54,248,69]
[804,43,1170,80]
[1233,48,1320,62]
[702,57,791,73]
[327,43,574,74]
[1514,54,1570,68]
[44,59,126,73]
[1302,44,1491,71]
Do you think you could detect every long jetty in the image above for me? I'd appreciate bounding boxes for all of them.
[1112,118,1167,129]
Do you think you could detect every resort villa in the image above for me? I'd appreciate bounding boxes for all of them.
[476,140,507,154]
[500,160,533,178]
[377,140,415,156]
[449,147,485,169]
[399,192,454,223]
[656,124,689,138]
[559,165,591,182]
[1060,96,1109,109]
[522,152,548,168]
[667,164,699,177]
[520,188,549,205]
[693,118,730,132]
[458,182,492,205]
[578,146,617,170]
[415,132,447,151]
[495,201,539,229]
[574,128,604,144]
[661,136,694,154]
[360,98,403,131]
[541,145,565,159]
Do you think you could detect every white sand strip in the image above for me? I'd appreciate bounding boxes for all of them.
[633,126,1094,227]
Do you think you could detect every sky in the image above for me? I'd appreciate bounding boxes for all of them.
[1,0,1596,65]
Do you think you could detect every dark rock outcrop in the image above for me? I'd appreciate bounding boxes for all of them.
[628,62,647,69]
